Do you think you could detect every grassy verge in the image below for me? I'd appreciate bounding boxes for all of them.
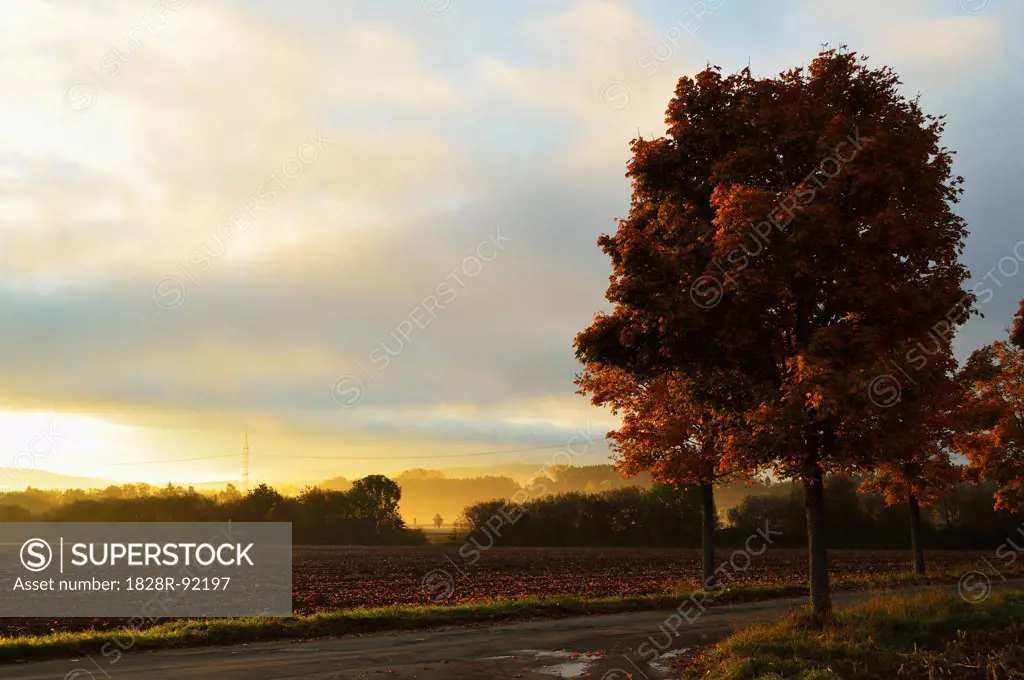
[686,589,1024,680]
[0,571,1013,663]
[0,587,798,663]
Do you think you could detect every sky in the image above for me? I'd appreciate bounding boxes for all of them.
[0,0,1021,487]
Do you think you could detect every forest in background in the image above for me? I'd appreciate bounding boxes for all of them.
[0,464,661,527]
[459,476,1024,549]
[2,464,1019,550]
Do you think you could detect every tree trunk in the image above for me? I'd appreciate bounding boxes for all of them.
[802,461,832,623]
[908,492,926,575]
[699,482,717,590]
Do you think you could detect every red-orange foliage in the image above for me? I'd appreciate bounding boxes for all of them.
[858,449,962,508]
[575,47,973,619]
[576,49,970,475]
[858,360,965,508]
[957,300,1024,510]
[575,364,747,488]
[1010,298,1024,348]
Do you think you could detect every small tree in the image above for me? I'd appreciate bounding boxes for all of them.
[858,446,962,574]
[433,513,444,529]
[218,483,243,504]
[857,355,965,574]
[239,484,285,521]
[350,475,403,534]
[957,299,1024,510]
[576,364,745,588]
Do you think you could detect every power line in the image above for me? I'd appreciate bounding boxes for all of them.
[282,442,605,461]
[104,479,242,486]
[96,454,237,467]
[94,440,607,467]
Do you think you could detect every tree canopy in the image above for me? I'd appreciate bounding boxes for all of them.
[575,47,973,620]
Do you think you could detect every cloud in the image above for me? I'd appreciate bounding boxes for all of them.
[790,0,1004,75]
[474,0,693,172]
[0,1,463,282]
[0,0,1020,481]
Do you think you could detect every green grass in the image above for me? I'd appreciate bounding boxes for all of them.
[687,590,1024,680]
[0,587,801,662]
[0,571,1009,664]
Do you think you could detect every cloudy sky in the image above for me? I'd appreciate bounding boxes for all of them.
[0,0,1020,486]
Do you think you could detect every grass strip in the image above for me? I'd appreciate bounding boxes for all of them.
[686,589,1024,680]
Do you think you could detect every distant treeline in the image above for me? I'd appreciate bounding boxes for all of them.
[0,476,425,545]
[0,465,653,530]
[321,465,655,526]
[458,476,1024,550]
[9,469,1016,550]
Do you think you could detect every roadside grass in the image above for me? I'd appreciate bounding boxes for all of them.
[686,589,1024,680]
[0,590,764,662]
[0,570,1017,663]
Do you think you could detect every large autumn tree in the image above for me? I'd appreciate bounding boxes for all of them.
[575,48,972,622]
[958,299,1024,510]
[576,364,747,588]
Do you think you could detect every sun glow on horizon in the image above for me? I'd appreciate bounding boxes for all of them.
[0,409,144,480]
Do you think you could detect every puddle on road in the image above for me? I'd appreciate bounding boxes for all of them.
[484,649,605,678]
[483,646,696,678]
[649,647,691,675]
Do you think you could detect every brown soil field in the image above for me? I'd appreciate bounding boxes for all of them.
[0,546,1007,638]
